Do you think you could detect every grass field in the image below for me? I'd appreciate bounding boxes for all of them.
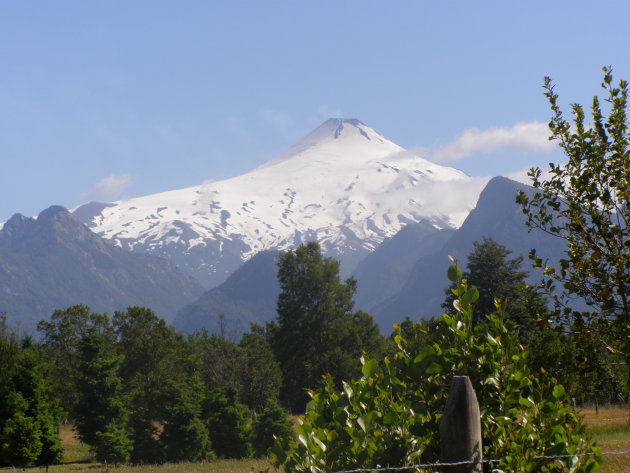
[582,406,630,473]
[2,408,628,473]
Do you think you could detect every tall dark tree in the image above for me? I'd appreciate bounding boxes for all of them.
[112,306,182,462]
[188,330,241,392]
[161,374,213,462]
[204,386,252,458]
[443,237,549,329]
[74,329,131,464]
[273,242,384,412]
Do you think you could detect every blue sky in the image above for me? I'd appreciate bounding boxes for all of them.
[1,1,628,222]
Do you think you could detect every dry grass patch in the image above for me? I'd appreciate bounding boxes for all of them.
[582,406,630,473]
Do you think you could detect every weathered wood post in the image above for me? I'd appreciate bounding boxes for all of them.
[439,376,482,473]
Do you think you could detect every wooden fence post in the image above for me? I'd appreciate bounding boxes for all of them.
[439,376,482,473]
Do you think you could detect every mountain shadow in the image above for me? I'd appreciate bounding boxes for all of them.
[172,250,281,340]
[352,221,454,312]
[371,176,566,332]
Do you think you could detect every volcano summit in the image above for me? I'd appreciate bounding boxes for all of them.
[74,119,489,287]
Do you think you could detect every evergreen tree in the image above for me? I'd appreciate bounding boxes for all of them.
[252,398,293,456]
[204,386,252,458]
[161,375,213,462]
[93,421,133,465]
[0,335,63,467]
[74,330,132,463]
[273,242,384,412]
[443,237,549,329]
[189,330,242,391]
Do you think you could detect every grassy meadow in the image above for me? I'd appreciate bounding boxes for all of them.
[583,406,630,473]
[2,408,628,473]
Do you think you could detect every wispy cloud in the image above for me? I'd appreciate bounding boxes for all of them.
[422,121,554,163]
[317,104,343,120]
[83,174,132,202]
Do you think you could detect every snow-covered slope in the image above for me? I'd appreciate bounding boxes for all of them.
[75,119,489,287]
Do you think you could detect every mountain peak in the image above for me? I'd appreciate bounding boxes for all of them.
[307,118,379,142]
[320,118,366,138]
[256,118,394,171]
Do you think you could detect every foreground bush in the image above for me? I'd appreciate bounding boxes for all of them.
[267,266,601,473]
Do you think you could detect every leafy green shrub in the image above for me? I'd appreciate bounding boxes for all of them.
[252,398,294,456]
[267,265,601,473]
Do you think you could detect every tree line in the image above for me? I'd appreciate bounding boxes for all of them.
[2,236,626,467]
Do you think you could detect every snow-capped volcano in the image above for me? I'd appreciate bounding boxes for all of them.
[74,119,489,287]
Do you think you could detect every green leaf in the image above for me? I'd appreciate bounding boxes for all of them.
[447,264,462,282]
[552,384,566,400]
[362,359,379,377]
[425,362,443,375]
[519,396,534,408]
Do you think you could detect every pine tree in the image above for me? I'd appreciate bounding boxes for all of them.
[161,375,213,462]
[252,398,293,456]
[204,386,252,458]
[112,307,184,463]
[0,335,63,467]
[443,237,549,329]
[74,330,131,463]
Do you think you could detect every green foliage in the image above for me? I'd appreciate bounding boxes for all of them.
[0,333,63,467]
[112,306,186,463]
[74,329,131,460]
[93,421,133,464]
[273,242,385,412]
[443,237,549,330]
[204,386,253,458]
[238,325,283,413]
[252,398,294,456]
[37,305,113,419]
[189,330,242,391]
[267,265,601,473]
[0,392,43,466]
[162,375,214,463]
[517,67,629,360]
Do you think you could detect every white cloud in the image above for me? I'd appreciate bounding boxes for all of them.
[83,174,132,202]
[422,121,555,163]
